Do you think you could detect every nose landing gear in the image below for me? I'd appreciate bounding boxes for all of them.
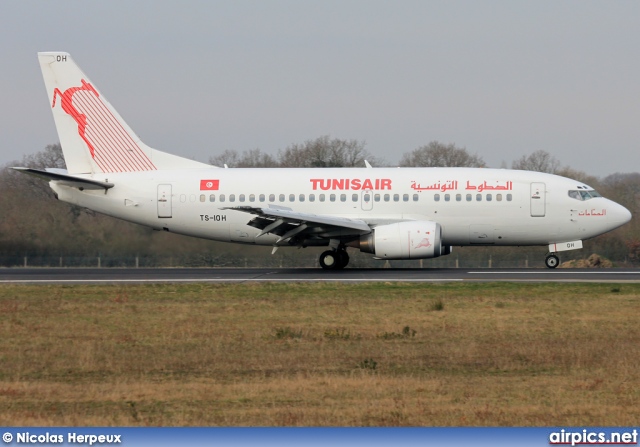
[545,253,560,269]
[319,249,350,270]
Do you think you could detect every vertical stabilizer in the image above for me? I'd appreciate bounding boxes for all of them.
[38,52,211,174]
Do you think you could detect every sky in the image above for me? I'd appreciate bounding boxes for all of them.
[1,0,639,177]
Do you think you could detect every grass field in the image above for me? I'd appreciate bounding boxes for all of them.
[1,282,639,426]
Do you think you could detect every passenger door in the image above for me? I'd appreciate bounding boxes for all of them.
[157,184,172,218]
[530,182,546,217]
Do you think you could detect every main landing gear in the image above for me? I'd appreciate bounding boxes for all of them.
[319,249,350,270]
[545,253,560,269]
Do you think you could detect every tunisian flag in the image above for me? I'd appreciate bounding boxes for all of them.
[200,180,219,190]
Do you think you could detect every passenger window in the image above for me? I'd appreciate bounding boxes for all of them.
[507,194,512,201]
[456,194,461,202]
[384,194,390,202]
[486,194,492,202]
[496,194,502,202]
[330,194,336,202]
[403,194,409,202]
[413,194,419,202]
[364,193,371,202]
[279,194,285,202]
[269,194,275,202]
[309,194,315,202]
[259,194,265,202]
[239,194,245,202]
[444,194,450,202]
[434,194,440,202]
[209,194,215,202]
[180,194,186,203]
[200,194,205,202]
[340,194,347,202]
[375,194,381,202]
[476,194,482,201]
[219,194,225,202]
[319,194,325,202]
[289,194,295,202]
[249,194,256,202]
[352,194,358,202]
[229,194,236,202]
[393,194,399,202]
[299,194,305,202]
[466,194,472,202]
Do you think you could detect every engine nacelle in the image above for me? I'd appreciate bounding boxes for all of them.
[359,221,451,260]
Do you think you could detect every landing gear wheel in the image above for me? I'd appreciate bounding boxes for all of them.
[337,250,350,269]
[319,250,339,270]
[545,254,560,269]
[319,250,349,270]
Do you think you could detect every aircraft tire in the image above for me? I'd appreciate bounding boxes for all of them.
[545,254,560,269]
[319,250,339,270]
[337,250,350,269]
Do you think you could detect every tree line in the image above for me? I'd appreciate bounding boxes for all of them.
[1,138,638,267]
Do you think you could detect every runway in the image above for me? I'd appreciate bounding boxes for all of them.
[1,267,640,283]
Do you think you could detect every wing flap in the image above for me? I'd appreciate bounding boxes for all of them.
[222,206,372,241]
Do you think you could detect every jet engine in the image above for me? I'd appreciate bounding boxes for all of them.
[358,221,452,260]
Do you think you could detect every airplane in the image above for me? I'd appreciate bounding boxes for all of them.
[14,52,632,270]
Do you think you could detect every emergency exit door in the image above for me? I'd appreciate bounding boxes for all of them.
[361,190,373,211]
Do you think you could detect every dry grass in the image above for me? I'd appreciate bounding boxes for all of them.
[1,282,639,426]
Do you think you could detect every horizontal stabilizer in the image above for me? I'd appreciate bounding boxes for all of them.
[12,167,114,190]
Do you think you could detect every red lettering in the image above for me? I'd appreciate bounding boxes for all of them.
[309,178,392,190]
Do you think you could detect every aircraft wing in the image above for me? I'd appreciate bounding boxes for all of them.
[222,206,372,243]
[12,167,114,190]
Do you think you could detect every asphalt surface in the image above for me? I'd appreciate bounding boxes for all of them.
[1,267,639,283]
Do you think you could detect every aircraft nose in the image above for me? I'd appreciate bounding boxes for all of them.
[609,201,632,227]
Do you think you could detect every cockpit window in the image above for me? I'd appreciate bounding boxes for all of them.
[568,190,602,201]
[580,191,592,200]
[568,190,581,200]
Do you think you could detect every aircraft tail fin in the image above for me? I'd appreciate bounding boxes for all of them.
[38,52,211,174]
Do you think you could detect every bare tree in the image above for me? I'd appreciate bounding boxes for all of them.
[601,172,640,212]
[236,148,278,168]
[26,143,66,169]
[210,136,381,168]
[278,135,379,168]
[555,166,600,187]
[209,148,277,168]
[2,143,67,200]
[511,150,560,173]
[399,141,485,167]
[209,149,239,167]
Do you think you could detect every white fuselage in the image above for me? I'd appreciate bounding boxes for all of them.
[49,167,631,249]
[30,52,633,268]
